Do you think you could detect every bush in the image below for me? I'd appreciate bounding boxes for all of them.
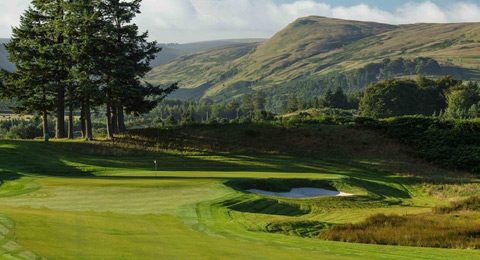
[0,119,42,139]
[319,212,480,249]
[435,196,480,214]
[379,116,480,172]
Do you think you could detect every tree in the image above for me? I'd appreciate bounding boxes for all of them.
[241,94,254,113]
[286,95,298,113]
[332,86,348,109]
[360,79,424,118]
[253,90,266,111]
[181,110,195,124]
[2,0,178,141]
[445,82,480,118]
[64,0,106,141]
[227,99,240,110]
[323,88,334,108]
[2,6,60,138]
[98,0,165,139]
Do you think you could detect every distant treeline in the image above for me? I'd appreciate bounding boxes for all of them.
[272,75,480,120]
[262,57,449,111]
[124,91,273,127]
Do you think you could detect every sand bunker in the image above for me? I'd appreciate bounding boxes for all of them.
[247,188,353,198]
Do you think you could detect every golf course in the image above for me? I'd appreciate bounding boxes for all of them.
[0,123,479,260]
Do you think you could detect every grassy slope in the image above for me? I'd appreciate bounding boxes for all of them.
[146,16,480,99]
[146,42,260,95]
[152,38,266,68]
[0,125,480,259]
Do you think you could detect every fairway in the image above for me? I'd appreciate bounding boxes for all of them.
[0,140,479,260]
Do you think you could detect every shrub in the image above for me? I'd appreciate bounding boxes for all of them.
[379,116,480,172]
[0,119,42,139]
[319,212,480,249]
[435,196,480,214]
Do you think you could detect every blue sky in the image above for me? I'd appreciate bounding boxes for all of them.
[1,0,480,42]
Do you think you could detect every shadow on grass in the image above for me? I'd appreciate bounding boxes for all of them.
[0,140,94,177]
[225,197,309,216]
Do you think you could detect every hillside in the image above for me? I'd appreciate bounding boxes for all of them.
[151,38,266,67]
[0,38,266,72]
[146,16,480,101]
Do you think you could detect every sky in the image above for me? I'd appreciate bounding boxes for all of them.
[1,0,480,43]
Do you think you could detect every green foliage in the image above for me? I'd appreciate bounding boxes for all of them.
[285,95,298,113]
[241,93,254,112]
[360,77,460,118]
[253,90,267,111]
[444,82,480,119]
[380,116,480,172]
[0,119,42,139]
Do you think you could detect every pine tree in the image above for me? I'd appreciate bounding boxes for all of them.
[3,6,59,138]
[286,95,298,112]
[99,0,176,139]
[253,90,266,111]
[332,86,348,109]
[65,0,105,141]
[323,88,334,108]
[241,94,255,116]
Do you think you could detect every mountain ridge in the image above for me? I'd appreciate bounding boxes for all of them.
[146,16,480,101]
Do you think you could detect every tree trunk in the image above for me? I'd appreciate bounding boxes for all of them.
[68,104,74,139]
[117,103,127,132]
[43,110,49,138]
[84,100,93,141]
[112,103,119,135]
[80,104,86,139]
[55,86,66,138]
[106,100,114,140]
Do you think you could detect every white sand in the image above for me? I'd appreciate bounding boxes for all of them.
[247,188,353,198]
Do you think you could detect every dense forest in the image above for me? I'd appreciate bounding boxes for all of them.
[258,57,447,111]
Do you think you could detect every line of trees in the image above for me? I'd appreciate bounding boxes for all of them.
[0,0,177,141]
[283,87,360,113]
[139,90,271,127]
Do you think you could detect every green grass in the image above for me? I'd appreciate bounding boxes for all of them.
[0,135,480,259]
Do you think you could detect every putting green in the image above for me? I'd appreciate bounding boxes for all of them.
[0,140,479,260]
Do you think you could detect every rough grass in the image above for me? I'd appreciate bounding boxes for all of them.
[319,212,480,249]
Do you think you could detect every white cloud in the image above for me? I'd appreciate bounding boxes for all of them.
[0,1,30,38]
[450,2,480,22]
[1,1,480,42]
[395,1,447,23]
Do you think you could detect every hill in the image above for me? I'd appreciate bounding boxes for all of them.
[150,38,266,68]
[146,16,480,102]
[0,38,266,72]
